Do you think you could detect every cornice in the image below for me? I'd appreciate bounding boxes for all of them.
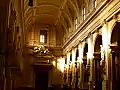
[63,0,120,54]
[63,0,109,49]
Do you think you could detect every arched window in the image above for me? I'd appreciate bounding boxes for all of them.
[40,30,47,43]
[94,0,97,8]
[75,18,78,29]
[83,7,86,20]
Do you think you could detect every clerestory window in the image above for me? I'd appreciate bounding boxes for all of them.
[75,18,78,29]
[94,0,97,8]
[83,7,86,20]
[40,30,47,43]
[40,35,45,43]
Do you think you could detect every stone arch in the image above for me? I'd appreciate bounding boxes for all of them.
[83,42,89,82]
[83,43,88,57]
[110,22,120,90]
[75,46,79,88]
[109,21,119,44]
[111,22,120,45]
[93,34,102,90]
[94,35,102,52]
[93,33,99,51]
[75,47,79,61]
[108,17,120,45]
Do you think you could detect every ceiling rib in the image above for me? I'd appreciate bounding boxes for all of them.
[36,3,60,8]
[55,0,68,25]
[34,13,56,17]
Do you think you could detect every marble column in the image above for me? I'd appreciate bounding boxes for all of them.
[66,52,70,86]
[71,48,76,88]
[77,43,84,89]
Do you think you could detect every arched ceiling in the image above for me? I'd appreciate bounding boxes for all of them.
[24,0,84,34]
[35,0,64,25]
[24,0,67,28]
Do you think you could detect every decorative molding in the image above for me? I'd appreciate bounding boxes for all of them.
[63,0,109,48]
[63,0,120,54]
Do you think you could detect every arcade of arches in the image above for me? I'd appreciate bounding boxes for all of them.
[0,0,120,90]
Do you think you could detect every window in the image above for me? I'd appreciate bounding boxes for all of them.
[83,7,86,20]
[40,30,47,43]
[40,35,45,43]
[70,53,72,61]
[94,0,97,8]
[28,0,33,7]
[75,18,78,29]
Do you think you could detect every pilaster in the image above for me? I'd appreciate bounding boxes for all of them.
[71,48,76,88]
[66,52,70,84]
[78,43,84,89]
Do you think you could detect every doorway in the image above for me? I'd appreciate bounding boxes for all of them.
[35,71,48,90]
[34,64,52,90]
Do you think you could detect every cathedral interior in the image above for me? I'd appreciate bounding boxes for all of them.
[0,0,120,90]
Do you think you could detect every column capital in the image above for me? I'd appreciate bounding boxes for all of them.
[101,19,108,26]
[109,43,119,50]
[112,14,117,21]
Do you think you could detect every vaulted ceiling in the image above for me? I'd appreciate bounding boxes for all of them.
[24,0,82,30]
[35,0,66,25]
[24,0,67,28]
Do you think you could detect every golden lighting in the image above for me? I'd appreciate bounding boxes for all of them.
[77,57,83,64]
[87,52,93,60]
[57,58,65,72]
[102,24,108,51]
[64,64,69,68]
[52,61,56,66]
[52,58,65,72]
